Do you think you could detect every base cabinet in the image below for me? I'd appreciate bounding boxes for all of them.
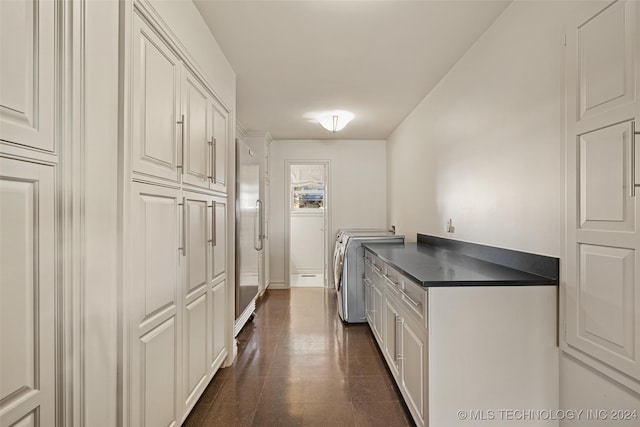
[364,251,558,427]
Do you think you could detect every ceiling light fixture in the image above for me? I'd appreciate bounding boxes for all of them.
[318,110,354,133]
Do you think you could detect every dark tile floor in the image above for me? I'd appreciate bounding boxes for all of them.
[184,288,414,426]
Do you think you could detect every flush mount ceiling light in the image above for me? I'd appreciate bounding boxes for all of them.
[317,110,354,133]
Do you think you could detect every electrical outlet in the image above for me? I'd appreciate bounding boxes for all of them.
[446,218,455,233]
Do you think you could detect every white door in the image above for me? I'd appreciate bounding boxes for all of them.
[384,298,401,378]
[183,70,210,189]
[209,279,227,373]
[400,315,428,426]
[211,197,227,279]
[210,98,228,193]
[0,0,55,151]
[183,192,209,411]
[566,0,640,380]
[132,12,182,182]
[0,158,55,427]
[130,182,181,427]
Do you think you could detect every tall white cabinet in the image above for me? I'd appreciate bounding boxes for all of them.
[126,4,232,425]
[0,0,58,425]
[565,0,640,392]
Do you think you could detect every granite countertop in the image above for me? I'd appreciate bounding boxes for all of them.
[363,242,558,287]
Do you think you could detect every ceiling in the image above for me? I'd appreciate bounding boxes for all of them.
[194,0,512,140]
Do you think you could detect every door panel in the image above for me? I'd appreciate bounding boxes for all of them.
[184,294,207,409]
[578,0,635,119]
[213,198,227,279]
[401,318,427,424]
[185,195,208,297]
[0,0,55,151]
[132,12,182,182]
[130,182,180,426]
[210,280,227,371]
[211,100,228,192]
[0,158,55,427]
[384,298,400,377]
[141,318,177,427]
[183,71,210,188]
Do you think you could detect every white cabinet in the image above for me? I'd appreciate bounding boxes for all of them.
[126,8,231,424]
[132,13,182,182]
[364,251,556,427]
[0,158,56,427]
[0,0,55,151]
[130,182,181,427]
[565,0,640,388]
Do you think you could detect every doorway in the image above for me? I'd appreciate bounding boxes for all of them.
[286,161,330,287]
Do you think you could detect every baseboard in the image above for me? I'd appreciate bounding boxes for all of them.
[268,282,288,289]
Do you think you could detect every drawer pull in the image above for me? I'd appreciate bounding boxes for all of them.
[384,275,399,286]
[400,289,421,308]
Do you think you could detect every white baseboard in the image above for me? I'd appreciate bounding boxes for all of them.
[268,282,288,289]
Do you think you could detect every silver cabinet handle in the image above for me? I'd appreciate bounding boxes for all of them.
[254,200,264,251]
[632,121,638,197]
[400,289,421,308]
[213,138,217,184]
[177,114,185,175]
[179,197,187,256]
[208,137,214,183]
[384,274,399,286]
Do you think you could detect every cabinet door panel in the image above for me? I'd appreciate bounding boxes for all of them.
[183,72,210,188]
[132,13,181,182]
[401,318,427,425]
[373,284,383,342]
[130,182,180,427]
[185,195,208,297]
[0,0,55,151]
[383,299,400,378]
[184,293,207,409]
[0,158,55,427]
[210,279,227,371]
[211,100,228,193]
[213,198,227,279]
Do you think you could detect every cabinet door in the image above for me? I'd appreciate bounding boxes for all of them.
[373,283,384,343]
[400,316,428,426]
[182,70,210,189]
[132,12,182,182]
[183,192,209,411]
[0,158,55,427]
[264,179,270,288]
[130,182,180,427]
[383,298,401,379]
[210,98,228,193]
[211,197,227,279]
[209,279,227,373]
[565,0,640,381]
[0,0,55,151]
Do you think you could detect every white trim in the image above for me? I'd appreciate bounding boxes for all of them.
[267,282,288,290]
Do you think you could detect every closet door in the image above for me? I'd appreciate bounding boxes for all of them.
[0,158,55,427]
[0,0,55,151]
[566,0,640,381]
[132,12,182,182]
[183,71,211,189]
[182,191,210,412]
[130,182,181,427]
[210,99,228,193]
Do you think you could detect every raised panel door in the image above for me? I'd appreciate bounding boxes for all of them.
[132,12,182,182]
[209,279,227,372]
[373,283,384,343]
[566,0,640,382]
[184,193,208,297]
[400,316,427,426]
[0,0,55,151]
[183,293,207,411]
[383,298,400,378]
[0,158,55,427]
[183,71,210,189]
[130,182,180,427]
[212,197,227,279]
[210,99,228,193]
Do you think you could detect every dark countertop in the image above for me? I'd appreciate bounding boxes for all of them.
[363,242,558,287]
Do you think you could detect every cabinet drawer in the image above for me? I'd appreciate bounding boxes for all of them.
[399,276,427,328]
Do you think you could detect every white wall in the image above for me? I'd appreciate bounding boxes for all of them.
[386,0,640,424]
[270,140,387,286]
[149,0,236,107]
